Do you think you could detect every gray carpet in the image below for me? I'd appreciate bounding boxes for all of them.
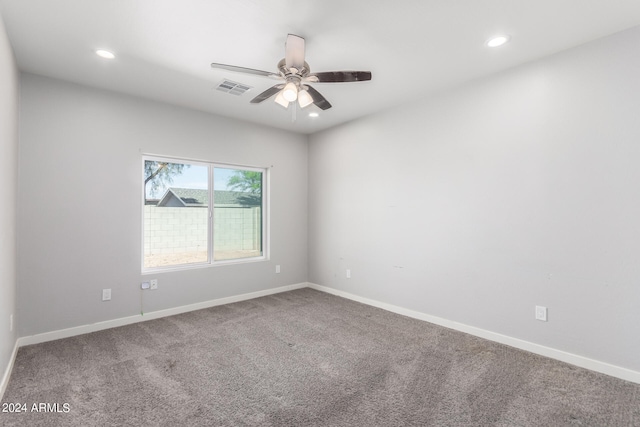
[2,288,639,426]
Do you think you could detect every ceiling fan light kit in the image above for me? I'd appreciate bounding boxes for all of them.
[211,34,372,112]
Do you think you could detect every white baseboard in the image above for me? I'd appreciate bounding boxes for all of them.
[0,339,19,402]
[17,283,308,347]
[307,282,640,385]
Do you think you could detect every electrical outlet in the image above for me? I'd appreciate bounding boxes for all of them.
[346,269,351,279]
[150,279,158,290]
[102,289,111,301]
[141,282,150,290]
[535,305,548,321]
[275,265,281,274]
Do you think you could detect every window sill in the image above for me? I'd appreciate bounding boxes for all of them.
[141,255,268,275]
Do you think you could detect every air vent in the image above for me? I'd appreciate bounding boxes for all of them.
[215,80,252,96]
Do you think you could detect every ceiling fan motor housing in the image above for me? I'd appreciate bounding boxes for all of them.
[278,59,310,78]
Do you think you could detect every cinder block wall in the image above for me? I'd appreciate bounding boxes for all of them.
[143,205,262,255]
[214,207,261,251]
[144,206,208,255]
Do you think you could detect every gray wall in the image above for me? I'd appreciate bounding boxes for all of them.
[17,74,308,336]
[0,15,18,387]
[308,26,640,372]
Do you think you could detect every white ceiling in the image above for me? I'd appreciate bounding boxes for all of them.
[2,1,640,135]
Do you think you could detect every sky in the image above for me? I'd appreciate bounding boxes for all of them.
[145,164,238,199]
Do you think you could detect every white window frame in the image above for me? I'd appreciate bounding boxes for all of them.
[141,154,269,273]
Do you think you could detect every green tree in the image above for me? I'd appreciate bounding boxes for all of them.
[144,160,189,199]
[227,170,262,195]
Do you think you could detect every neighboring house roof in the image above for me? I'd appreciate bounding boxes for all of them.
[215,190,261,207]
[156,188,260,207]
[158,188,209,207]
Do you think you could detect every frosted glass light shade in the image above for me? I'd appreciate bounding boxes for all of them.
[274,91,289,108]
[297,89,313,108]
[282,82,298,102]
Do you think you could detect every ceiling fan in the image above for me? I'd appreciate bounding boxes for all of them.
[211,34,372,111]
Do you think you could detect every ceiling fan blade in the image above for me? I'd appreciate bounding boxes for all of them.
[250,85,283,104]
[308,71,372,83]
[211,63,277,78]
[285,34,305,71]
[305,85,332,110]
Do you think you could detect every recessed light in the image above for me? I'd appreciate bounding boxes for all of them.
[95,49,115,59]
[308,112,319,118]
[486,35,510,48]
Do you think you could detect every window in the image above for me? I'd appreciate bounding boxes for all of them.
[143,156,266,270]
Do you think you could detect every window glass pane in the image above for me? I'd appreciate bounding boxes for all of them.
[213,167,263,261]
[143,160,209,268]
